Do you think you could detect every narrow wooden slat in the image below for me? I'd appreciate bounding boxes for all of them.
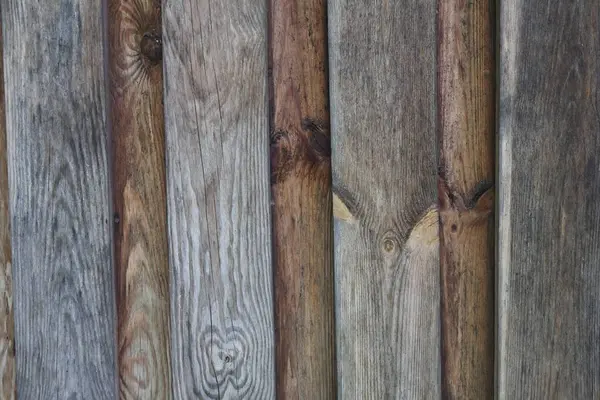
[269,0,335,396]
[2,0,118,398]
[437,0,495,398]
[498,1,600,398]
[108,0,171,398]
[0,19,15,400]
[162,0,275,398]
[328,0,440,397]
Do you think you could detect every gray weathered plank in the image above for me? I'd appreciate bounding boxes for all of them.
[0,17,15,400]
[328,0,440,397]
[162,0,275,398]
[1,0,118,398]
[498,1,600,398]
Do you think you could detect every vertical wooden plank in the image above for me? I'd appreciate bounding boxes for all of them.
[328,0,440,397]
[163,0,275,398]
[108,0,171,398]
[437,0,495,398]
[0,18,15,400]
[2,0,118,398]
[269,0,335,396]
[498,1,600,398]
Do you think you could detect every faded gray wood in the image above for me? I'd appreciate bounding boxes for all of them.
[498,1,600,398]
[328,0,440,397]
[162,0,275,398]
[1,0,118,398]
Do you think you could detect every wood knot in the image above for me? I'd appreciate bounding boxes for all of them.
[301,118,330,159]
[380,230,400,255]
[140,31,162,63]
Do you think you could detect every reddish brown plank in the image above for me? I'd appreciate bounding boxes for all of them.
[0,19,15,400]
[269,0,336,396]
[437,0,495,398]
[107,0,171,398]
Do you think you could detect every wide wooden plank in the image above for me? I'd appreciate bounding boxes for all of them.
[0,19,15,400]
[162,0,275,398]
[437,0,495,398]
[108,0,171,398]
[269,0,335,396]
[328,0,440,397]
[498,1,600,398]
[2,0,118,398]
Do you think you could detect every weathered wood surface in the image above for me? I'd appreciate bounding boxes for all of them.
[498,0,600,398]
[0,19,15,400]
[437,0,495,398]
[269,0,335,396]
[162,0,275,398]
[328,0,440,397]
[108,0,171,398]
[2,0,118,398]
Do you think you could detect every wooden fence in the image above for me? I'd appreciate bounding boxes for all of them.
[0,0,598,398]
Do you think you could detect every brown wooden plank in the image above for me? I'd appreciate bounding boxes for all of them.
[498,0,600,398]
[107,0,171,398]
[0,18,15,400]
[2,0,118,397]
[269,0,335,397]
[328,0,440,397]
[437,0,495,398]
[162,0,275,397]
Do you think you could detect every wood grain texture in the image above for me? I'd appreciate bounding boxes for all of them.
[2,0,118,398]
[162,0,275,398]
[0,18,16,400]
[269,0,335,396]
[328,0,440,396]
[108,0,171,398]
[437,0,495,398]
[498,0,600,398]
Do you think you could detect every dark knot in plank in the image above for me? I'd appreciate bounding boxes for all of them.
[301,118,331,159]
[270,118,330,184]
[140,31,162,63]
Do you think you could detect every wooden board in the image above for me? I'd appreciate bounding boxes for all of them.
[328,0,440,397]
[0,18,15,400]
[269,0,335,396]
[162,0,275,398]
[498,1,600,398]
[108,0,171,398]
[437,0,495,398]
[2,0,118,398]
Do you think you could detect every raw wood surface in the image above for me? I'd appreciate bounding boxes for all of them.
[498,0,600,398]
[0,19,15,400]
[269,0,335,396]
[1,0,118,398]
[437,0,495,398]
[162,0,275,398]
[328,0,440,397]
[108,0,171,398]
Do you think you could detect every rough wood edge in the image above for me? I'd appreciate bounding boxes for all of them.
[0,17,16,400]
